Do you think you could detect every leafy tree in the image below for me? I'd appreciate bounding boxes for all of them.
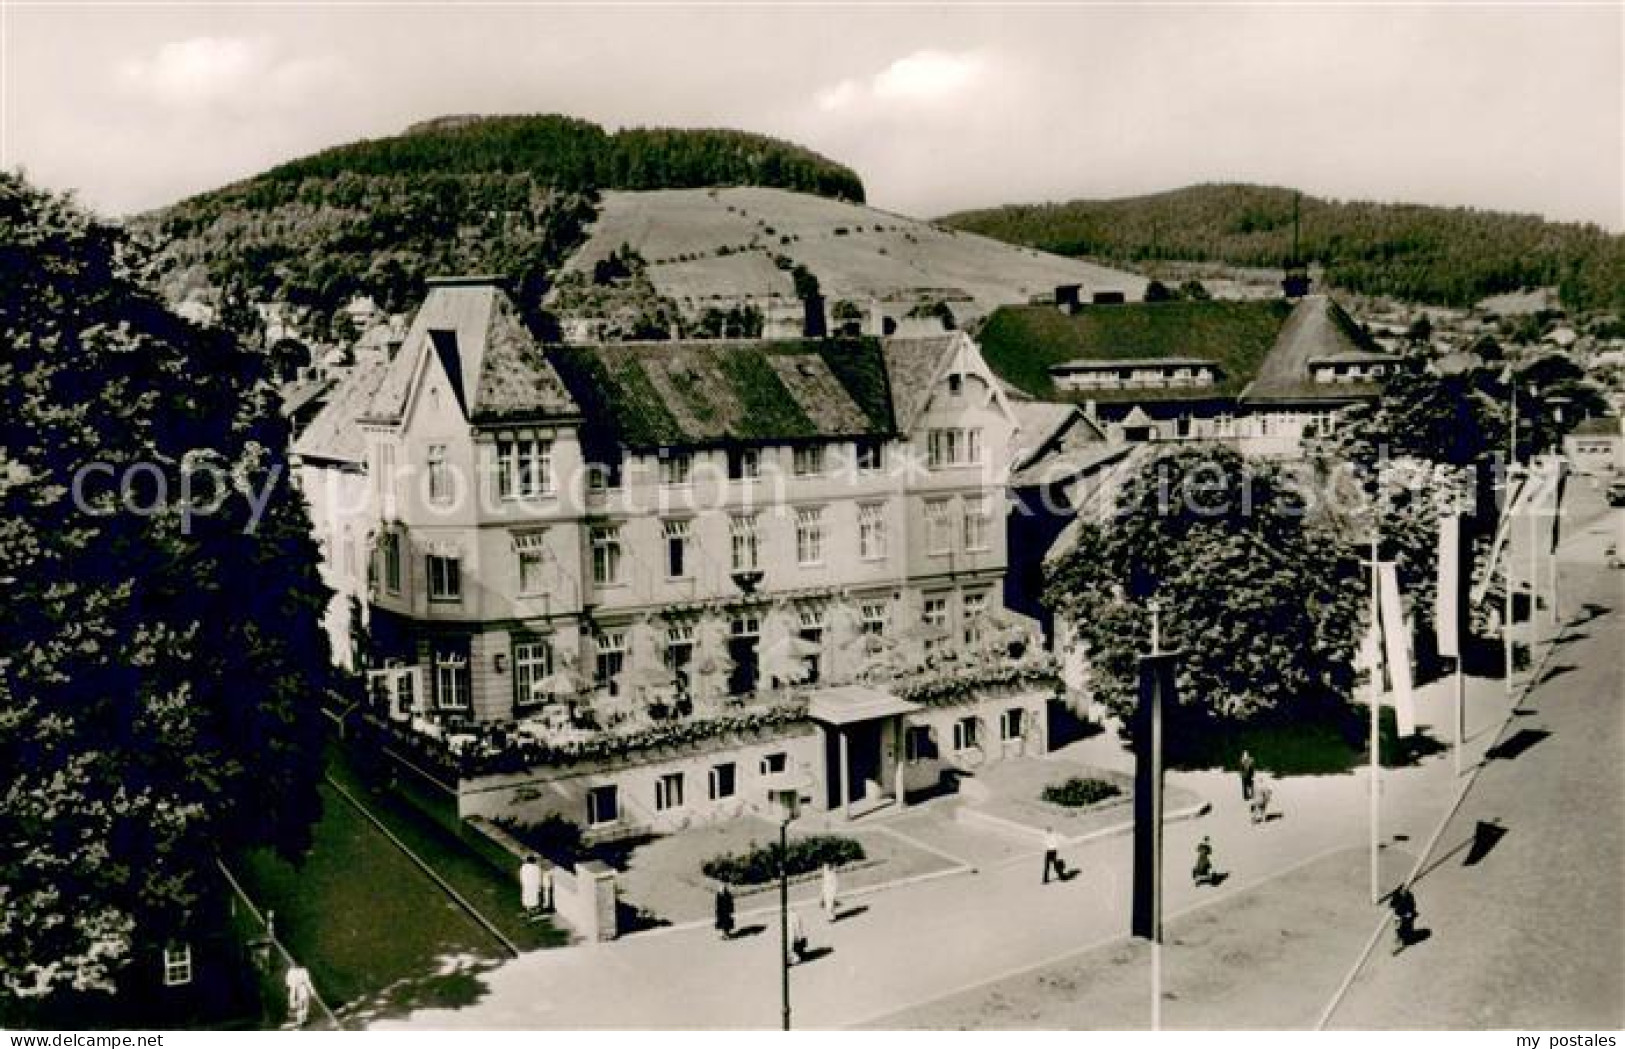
[1178,279,1211,301]
[1044,447,1362,744]
[1143,279,1174,303]
[0,175,332,1015]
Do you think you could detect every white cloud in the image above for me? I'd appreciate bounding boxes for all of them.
[816,49,987,112]
[116,36,339,113]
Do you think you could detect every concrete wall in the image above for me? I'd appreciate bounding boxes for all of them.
[457,725,825,835]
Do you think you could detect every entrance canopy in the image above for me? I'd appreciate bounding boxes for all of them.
[806,685,921,726]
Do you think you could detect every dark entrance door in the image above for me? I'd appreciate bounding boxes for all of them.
[823,722,886,812]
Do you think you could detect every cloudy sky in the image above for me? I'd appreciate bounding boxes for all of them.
[3,2,1620,228]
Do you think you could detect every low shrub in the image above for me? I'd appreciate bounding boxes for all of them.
[1041,776,1122,809]
[701,834,865,886]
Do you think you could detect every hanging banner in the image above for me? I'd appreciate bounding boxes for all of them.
[1379,562,1417,736]
[1435,513,1467,660]
[1131,651,1179,942]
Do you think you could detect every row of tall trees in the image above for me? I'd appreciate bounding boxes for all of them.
[1,175,332,1019]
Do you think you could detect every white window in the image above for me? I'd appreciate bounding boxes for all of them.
[730,514,760,572]
[655,772,685,811]
[513,530,548,595]
[427,444,453,505]
[709,762,737,800]
[855,440,883,473]
[925,499,953,555]
[497,438,553,499]
[587,785,619,826]
[963,591,989,645]
[663,519,691,579]
[798,608,825,683]
[923,596,949,653]
[595,631,626,695]
[858,503,887,560]
[162,944,193,988]
[659,451,692,486]
[433,647,470,710]
[591,525,622,586]
[963,494,992,552]
[513,637,554,710]
[381,532,402,594]
[953,715,981,752]
[665,624,695,691]
[795,507,824,566]
[427,554,461,602]
[860,600,888,637]
[759,751,788,775]
[1000,707,1026,741]
[793,445,824,476]
[926,428,984,469]
[728,447,761,481]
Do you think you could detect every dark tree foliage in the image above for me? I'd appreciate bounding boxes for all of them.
[943,183,1624,312]
[0,175,331,1008]
[1044,448,1363,743]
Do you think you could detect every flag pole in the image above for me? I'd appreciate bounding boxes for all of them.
[1148,599,1162,1034]
[1367,530,1382,905]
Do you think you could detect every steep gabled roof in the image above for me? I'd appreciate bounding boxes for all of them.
[980,295,1397,409]
[293,361,390,465]
[880,334,958,431]
[1241,295,1392,403]
[362,278,577,425]
[548,337,897,452]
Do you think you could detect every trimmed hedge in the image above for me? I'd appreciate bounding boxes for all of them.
[1041,776,1122,808]
[701,835,865,886]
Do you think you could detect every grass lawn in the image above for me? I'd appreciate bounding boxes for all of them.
[323,746,567,953]
[235,781,505,1024]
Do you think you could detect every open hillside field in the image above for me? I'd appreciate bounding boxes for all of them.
[561,187,1148,326]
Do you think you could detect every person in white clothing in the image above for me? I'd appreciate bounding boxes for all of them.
[520,855,543,915]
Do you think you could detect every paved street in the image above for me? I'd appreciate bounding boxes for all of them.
[1330,482,1625,1029]
[370,478,1621,1032]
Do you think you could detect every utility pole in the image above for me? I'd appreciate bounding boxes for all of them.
[1148,599,1162,1033]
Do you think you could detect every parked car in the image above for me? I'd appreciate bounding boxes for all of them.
[1608,480,1625,507]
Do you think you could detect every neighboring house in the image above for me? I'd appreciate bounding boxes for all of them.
[1564,415,1624,475]
[294,277,1056,835]
[977,292,1398,457]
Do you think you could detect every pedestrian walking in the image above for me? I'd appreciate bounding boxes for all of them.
[714,884,736,940]
[788,908,809,963]
[1239,749,1256,801]
[1192,835,1215,886]
[820,863,839,922]
[1390,884,1418,953]
[1250,776,1273,824]
[1042,827,1065,884]
[519,855,543,916]
[284,964,314,1027]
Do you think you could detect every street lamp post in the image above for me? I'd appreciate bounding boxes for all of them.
[769,785,800,1031]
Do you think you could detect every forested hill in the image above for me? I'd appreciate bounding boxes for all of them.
[258,115,865,201]
[140,114,865,340]
[942,184,1623,312]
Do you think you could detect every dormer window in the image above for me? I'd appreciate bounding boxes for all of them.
[659,451,692,486]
